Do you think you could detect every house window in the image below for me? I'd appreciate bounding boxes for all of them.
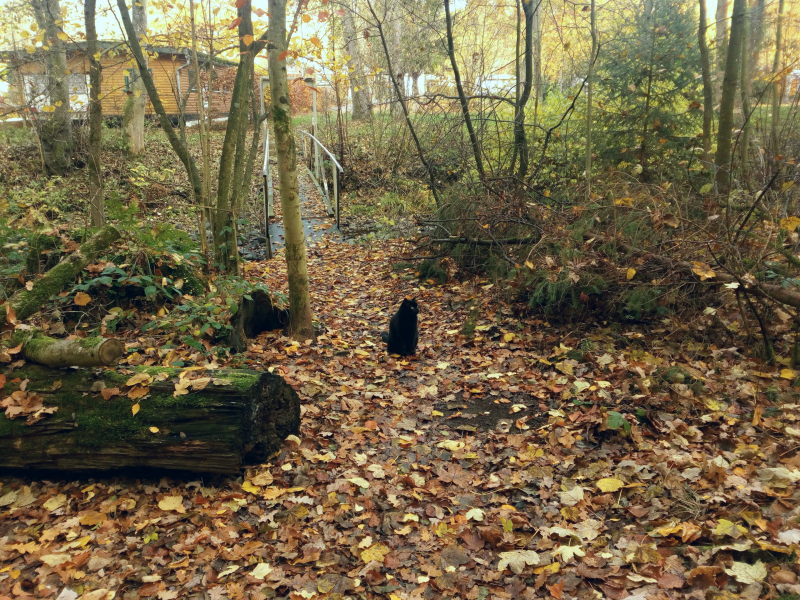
[21,74,48,109]
[21,73,88,111]
[68,74,89,111]
[124,68,151,92]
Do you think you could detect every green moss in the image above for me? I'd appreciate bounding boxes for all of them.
[0,366,263,449]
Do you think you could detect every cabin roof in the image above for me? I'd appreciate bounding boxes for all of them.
[0,40,238,68]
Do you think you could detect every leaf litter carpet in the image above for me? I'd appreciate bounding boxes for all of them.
[2,236,800,600]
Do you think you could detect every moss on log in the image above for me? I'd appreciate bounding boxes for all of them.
[12,330,124,367]
[0,225,120,326]
[0,365,300,474]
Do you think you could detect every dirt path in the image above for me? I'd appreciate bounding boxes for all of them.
[2,233,799,598]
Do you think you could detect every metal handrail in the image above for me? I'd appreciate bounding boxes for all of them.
[300,130,344,172]
[300,129,343,229]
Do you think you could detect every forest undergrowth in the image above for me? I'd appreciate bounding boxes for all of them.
[2,225,800,599]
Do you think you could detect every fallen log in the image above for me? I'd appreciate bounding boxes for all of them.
[0,365,300,474]
[12,330,124,368]
[0,225,121,326]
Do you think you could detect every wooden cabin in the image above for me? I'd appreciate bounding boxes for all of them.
[1,41,237,119]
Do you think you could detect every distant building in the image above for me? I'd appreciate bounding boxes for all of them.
[0,41,237,119]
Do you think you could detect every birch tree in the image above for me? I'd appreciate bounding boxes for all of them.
[123,0,147,155]
[30,0,72,175]
[342,0,371,120]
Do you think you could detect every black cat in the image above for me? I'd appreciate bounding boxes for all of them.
[381,298,419,356]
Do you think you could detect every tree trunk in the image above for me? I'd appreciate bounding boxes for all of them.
[343,0,372,120]
[770,0,785,162]
[715,0,728,91]
[268,0,315,340]
[12,331,124,367]
[84,0,105,226]
[739,0,752,175]
[715,0,745,197]
[213,1,256,274]
[0,366,300,473]
[189,0,210,259]
[513,0,535,179]
[30,0,72,175]
[585,0,597,196]
[444,0,485,183]
[531,0,542,127]
[123,0,147,155]
[0,225,120,326]
[698,0,714,166]
[637,0,657,180]
[117,1,206,239]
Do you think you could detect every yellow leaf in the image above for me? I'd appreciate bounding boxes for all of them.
[149,426,159,433]
[43,494,66,512]
[131,403,140,416]
[56,31,69,41]
[713,518,747,538]
[533,562,560,575]
[242,33,254,46]
[250,562,272,579]
[310,36,322,48]
[301,14,311,22]
[503,332,515,342]
[78,511,106,526]
[126,373,153,387]
[360,542,390,564]
[780,368,797,380]
[74,292,92,306]
[626,268,636,280]
[242,481,260,494]
[436,440,465,452]
[779,216,800,231]
[691,261,716,281]
[158,495,185,513]
[261,486,304,500]
[347,477,370,489]
[524,260,535,270]
[596,477,625,492]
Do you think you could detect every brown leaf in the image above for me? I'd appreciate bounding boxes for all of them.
[687,565,723,588]
[101,387,120,400]
[477,526,503,548]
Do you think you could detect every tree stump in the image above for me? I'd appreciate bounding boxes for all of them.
[0,365,300,474]
[227,289,290,352]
